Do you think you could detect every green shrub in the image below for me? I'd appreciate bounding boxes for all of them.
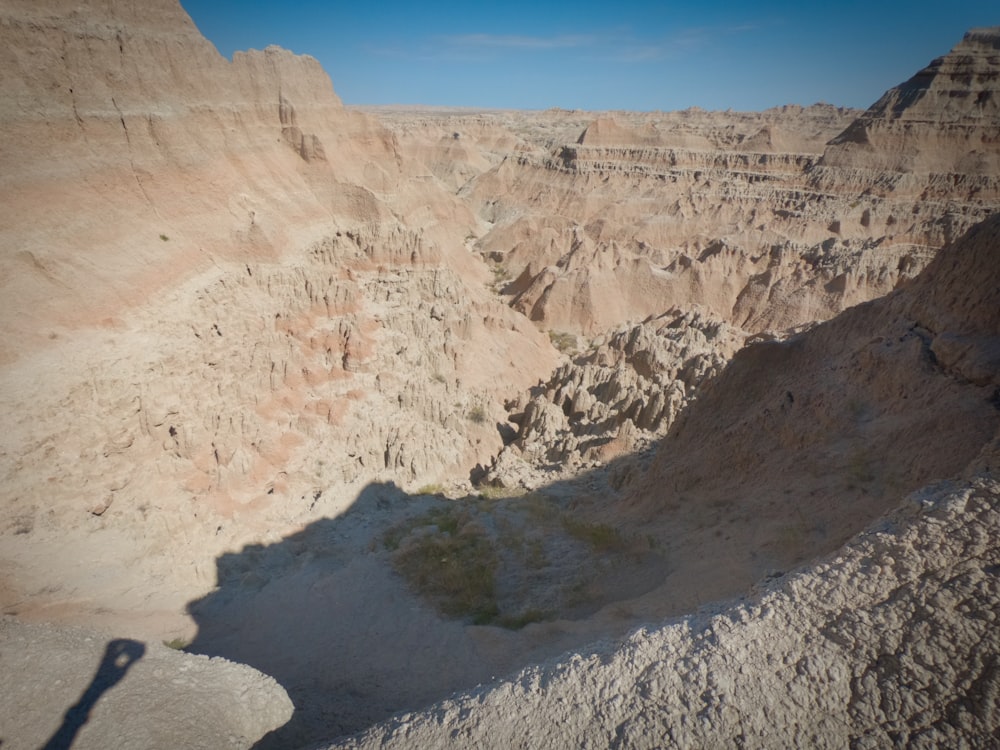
[415,483,446,497]
[561,516,627,553]
[496,608,551,630]
[548,330,577,354]
[391,517,499,623]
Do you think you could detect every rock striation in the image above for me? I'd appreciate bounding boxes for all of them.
[444,31,1000,339]
[821,28,1000,175]
[0,0,556,636]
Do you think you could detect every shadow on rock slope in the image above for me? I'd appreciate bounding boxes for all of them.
[186,214,1000,748]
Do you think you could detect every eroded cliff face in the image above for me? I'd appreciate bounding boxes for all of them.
[364,30,1000,484]
[2,4,999,747]
[320,196,1000,750]
[0,0,557,630]
[432,32,1000,341]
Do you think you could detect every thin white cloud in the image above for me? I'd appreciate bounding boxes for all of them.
[364,21,765,64]
[442,33,596,50]
[609,22,764,63]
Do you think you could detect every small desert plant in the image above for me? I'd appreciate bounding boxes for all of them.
[548,330,577,354]
[467,405,487,424]
[561,516,627,553]
[389,508,500,623]
[163,637,188,650]
[415,483,446,496]
[159,233,169,241]
[477,484,526,501]
[496,608,551,630]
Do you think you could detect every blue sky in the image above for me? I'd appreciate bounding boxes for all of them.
[179,1,997,111]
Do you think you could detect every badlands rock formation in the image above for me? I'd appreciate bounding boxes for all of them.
[326,189,1000,750]
[329,475,1000,750]
[0,0,555,635]
[374,28,1000,481]
[0,2,998,747]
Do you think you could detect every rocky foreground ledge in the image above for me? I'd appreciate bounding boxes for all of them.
[0,617,292,749]
[324,473,1000,749]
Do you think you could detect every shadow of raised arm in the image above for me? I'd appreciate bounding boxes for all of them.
[42,638,145,750]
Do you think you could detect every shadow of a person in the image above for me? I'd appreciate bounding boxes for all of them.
[42,639,145,750]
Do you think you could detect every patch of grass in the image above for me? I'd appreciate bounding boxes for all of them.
[415,483,446,497]
[524,538,549,569]
[159,234,169,241]
[477,484,526,500]
[495,608,552,630]
[467,405,487,424]
[163,637,188,650]
[516,492,560,523]
[548,330,578,355]
[561,516,628,553]
[382,529,405,552]
[390,509,499,623]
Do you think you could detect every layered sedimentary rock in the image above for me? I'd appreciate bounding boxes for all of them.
[821,27,1000,175]
[0,0,556,632]
[437,31,1000,339]
[364,29,1000,485]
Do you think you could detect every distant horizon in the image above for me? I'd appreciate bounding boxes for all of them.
[179,1,997,113]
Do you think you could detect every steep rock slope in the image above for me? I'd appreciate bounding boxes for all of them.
[0,0,557,634]
[322,207,1000,750]
[614,215,1000,608]
[821,27,1000,175]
